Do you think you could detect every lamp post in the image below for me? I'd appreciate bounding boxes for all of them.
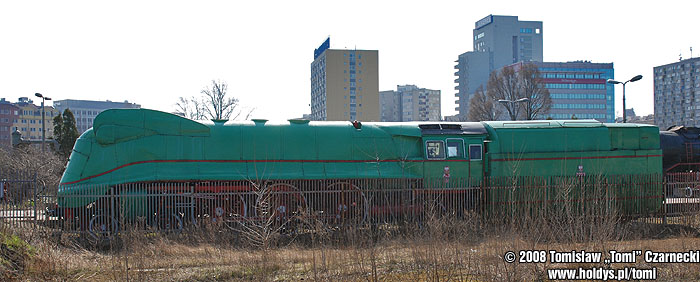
[607,75,642,123]
[34,93,52,153]
[498,98,529,120]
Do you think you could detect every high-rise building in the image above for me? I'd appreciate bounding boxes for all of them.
[509,61,615,122]
[12,97,59,141]
[379,90,401,122]
[380,85,441,122]
[473,15,543,68]
[0,99,20,147]
[310,38,379,121]
[454,52,491,120]
[455,15,543,119]
[654,57,700,129]
[53,99,141,133]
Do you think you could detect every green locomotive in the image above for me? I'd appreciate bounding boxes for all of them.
[57,109,663,233]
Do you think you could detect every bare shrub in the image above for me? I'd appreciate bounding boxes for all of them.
[0,145,65,190]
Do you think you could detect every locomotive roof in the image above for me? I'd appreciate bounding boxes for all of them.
[484,120,658,129]
[92,109,659,147]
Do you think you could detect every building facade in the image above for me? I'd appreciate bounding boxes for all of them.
[12,97,60,142]
[53,99,141,133]
[473,15,543,69]
[379,90,401,122]
[380,85,441,122]
[0,99,20,147]
[520,61,615,122]
[654,57,700,129]
[310,38,379,121]
[454,52,491,120]
[455,15,544,119]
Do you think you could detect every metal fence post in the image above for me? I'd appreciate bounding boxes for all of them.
[663,178,668,224]
[33,172,37,229]
[111,186,116,237]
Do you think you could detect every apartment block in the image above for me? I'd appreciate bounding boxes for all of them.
[654,57,700,129]
[310,38,379,121]
[380,85,441,122]
[12,97,59,141]
[0,99,20,147]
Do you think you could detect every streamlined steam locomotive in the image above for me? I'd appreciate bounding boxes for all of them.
[56,109,666,234]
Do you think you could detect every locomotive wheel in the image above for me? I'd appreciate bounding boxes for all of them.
[326,182,369,226]
[255,183,307,228]
[88,213,119,240]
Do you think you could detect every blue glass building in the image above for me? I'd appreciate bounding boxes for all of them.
[510,61,615,122]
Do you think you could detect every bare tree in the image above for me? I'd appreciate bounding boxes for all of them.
[176,80,255,121]
[519,63,551,120]
[486,64,552,121]
[468,85,503,121]
[175,96,205,120]
[487,67,521,121]
[201,80,238,120]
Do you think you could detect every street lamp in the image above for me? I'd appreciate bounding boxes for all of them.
[498,97,530,104]
[34,93,52,153]
[607,75,642,123]
[497,98,530,121]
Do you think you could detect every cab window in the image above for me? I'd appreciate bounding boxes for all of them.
[446,139,464,159]
[469,144,483,161]
[425,140,445,160]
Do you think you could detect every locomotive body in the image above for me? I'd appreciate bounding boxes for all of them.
[57,109,664,232]
[659,126,700,172]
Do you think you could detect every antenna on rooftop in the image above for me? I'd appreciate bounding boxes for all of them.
[692,47,694,58]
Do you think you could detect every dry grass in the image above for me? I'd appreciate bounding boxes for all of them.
[2,215,700,281]
[1,168,697,281]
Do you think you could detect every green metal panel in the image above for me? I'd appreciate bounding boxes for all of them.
[316,124,353,160]
[484,120,662,177]
[282,123,316,160]
[60,110,429,190]
[58,110,664,214]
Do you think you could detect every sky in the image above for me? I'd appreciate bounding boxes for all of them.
[1,0,699,121]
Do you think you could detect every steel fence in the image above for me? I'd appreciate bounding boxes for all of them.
[0,169,38,229]
[3,171,700,238]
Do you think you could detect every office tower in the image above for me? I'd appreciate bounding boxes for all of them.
[515,61,615,122]
[455,15,543,119]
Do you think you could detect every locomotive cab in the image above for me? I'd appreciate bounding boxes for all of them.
[418,123,488,185]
